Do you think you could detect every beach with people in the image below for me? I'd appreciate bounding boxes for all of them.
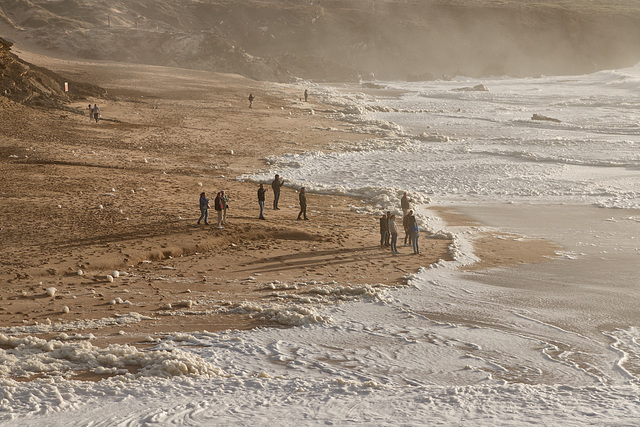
[0,50,473,350]
[2,6,640,422]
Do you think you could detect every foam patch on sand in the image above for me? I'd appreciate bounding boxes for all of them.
[0,312,155,335]
[0,334,226,379]
[225,302,332,326]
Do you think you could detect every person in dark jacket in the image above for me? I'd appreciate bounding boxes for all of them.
[257,184,267,219]
[403,211,413,246]
[220,190,229,225]
[379,214,388,248]
[400,192,412,217]
[406,210,419,254]
[384,211,391,246]
[214,192,224,229]
[272,174,285,210]
[197,192,210,225]
[297,187,308,220]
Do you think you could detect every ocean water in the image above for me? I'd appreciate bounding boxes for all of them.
[2,66,640,425]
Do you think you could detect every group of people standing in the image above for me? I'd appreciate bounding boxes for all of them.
[198,173,308,227]
[257,174,308,220]
[198,190,229,229]
[380,192,420,255]
[198,181,421,256]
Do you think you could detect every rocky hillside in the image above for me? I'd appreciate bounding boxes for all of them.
[0,36,105,106]
[2,0,640,82]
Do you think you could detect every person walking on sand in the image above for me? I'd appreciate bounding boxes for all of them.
[248,93,255,108]
[304,89,308,102]
[297,187,308,220]
[389,214,400,254]
[407,210,420,254]
[401,192,412,217]
[257,184,267,219]
[214,192,224,229]
[403,210,413,247]
[379,213,388,248]
[220,190,229,225]
[272,174,284,210]
[93,104,100,123]
[88,104,93,121]
[197,191,210,225]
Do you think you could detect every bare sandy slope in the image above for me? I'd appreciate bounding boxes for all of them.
[4,0,640,82]
[0,54,558,350]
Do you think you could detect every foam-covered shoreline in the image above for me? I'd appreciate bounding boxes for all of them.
[3,55,640,426]
[244,80,481,270]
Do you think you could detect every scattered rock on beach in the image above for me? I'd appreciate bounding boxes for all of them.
[531,114,561,123]
[452,84,488,92]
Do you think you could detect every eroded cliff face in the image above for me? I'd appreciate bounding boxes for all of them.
[2,0,640,82]
[0,37,105,106]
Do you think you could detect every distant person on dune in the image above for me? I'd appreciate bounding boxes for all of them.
[88,104,93,121]
[257,184,267,219]
[197,191,210,225]
[304,89,308,102]
[272,174,284,209]
[297,187,308,220]
[93,104,100,123]
[248,93,255,108]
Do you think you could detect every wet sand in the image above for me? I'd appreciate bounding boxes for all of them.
[0,52,557,348]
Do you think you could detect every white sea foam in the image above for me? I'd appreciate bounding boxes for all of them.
[0,334,225,380]
[4,65,640,425]
[0,312,153,335]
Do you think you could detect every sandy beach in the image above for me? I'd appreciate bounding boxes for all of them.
[0,50,563,357]
[1,53,451,349]
[2,1,640,422]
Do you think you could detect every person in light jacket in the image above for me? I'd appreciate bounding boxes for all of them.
[389,214,399,254]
